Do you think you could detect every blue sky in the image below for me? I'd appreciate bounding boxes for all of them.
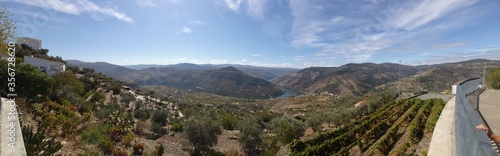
[6,0,500,68]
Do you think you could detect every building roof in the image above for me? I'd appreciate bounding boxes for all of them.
[23,56,65,65]
[17,37,41,42]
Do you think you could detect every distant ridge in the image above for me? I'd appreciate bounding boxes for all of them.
[275,59,500,96]
[66,60,287,98]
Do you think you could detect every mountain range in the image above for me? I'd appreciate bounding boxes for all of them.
[67,60,293,98]
[67,59,500,98]
[275,59,500,96]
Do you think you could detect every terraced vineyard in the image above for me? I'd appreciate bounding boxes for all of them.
[290,98,445,156]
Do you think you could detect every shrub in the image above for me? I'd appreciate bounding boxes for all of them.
[151,122,166,135]
[487,67,500,89]
[151,110,168,126]
[238,116,263,155]
[22,126,62,156]
[183,111,222,153]
[134,109,151,120]
[221,115,237,130]
[170,122,183,132]
[268,115,306,144]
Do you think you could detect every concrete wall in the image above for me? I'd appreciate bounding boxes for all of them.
[429,78,496,156]
[454,80,496,156]
[1,98,27,155]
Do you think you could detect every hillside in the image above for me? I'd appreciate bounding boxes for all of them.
[289,98,445,155]
[67,60,137,78]
[274,63,418,96]
[67,61,288,98]
[124,66,284,98]
[376,59,500,93]
[125,63,299,81]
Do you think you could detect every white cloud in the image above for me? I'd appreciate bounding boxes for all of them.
[246,0,267,20]
[182,27,192,33]
[418,47,500,65]
[251,54,262,57]
[421,53,431,57]
[137,0,156,8]
[330,16,344,24]
[12,0,134,23]
[222,0,243,12]
[286,0,485,64]
[431,42,466,49]
[167,0,183,3]
[189,20,207,25]
[391,0,481,30]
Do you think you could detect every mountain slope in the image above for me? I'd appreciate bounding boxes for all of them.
[125,63,299,81]
[376,59,500,93]
[67,60,136,78]
[124,66,284,98]
[274,63,418,96]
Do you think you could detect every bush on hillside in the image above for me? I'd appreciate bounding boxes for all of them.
[487,67,500,89]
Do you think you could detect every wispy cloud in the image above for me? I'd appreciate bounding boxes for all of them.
[431,42,466,49]
[391,0,481,30]
[137,0,156,8]
[418,47,500,65]
[189,20,207,25]
[286,0,482,63]
[181,27,192,33]
[246,0,267,20]
[251,54,262,57]
[222,0,243,12]
[12,0,134,23]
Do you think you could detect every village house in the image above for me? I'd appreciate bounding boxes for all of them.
[23,56,66,76]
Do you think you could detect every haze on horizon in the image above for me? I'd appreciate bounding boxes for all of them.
[7,0,500,68]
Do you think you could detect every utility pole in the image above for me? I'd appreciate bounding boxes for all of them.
[398,60,401,102]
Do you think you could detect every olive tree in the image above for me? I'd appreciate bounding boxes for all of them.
[268,115,305,144]
[183,110,222,154]
[238,116,263,155]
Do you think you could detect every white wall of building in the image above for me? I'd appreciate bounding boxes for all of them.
[23,56,65,76]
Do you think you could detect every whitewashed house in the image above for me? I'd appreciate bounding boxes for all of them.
[17,37,42,50]
[23,56,65,76]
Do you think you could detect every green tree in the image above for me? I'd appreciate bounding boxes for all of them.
[0,4,16,55]
[487,67,500,90]
[170,122,183,132]
[111,83,122,95]
[52,72,85,95]
[183,112,222,154]
[9,63,54,101]
[268,115,305,144]
[238,116,263,155]
[133,109,151,120]
[120,92,135,104]
[221,114,237,130]
[151,110,168,126]
[306,113,324,132]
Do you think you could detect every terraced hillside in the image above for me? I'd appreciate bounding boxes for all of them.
[289,98,445,155]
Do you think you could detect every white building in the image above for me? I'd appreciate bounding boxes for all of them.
[17,37,42,50]
[23,56,65,76]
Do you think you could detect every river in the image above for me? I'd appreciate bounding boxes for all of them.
[277,87,300,98]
